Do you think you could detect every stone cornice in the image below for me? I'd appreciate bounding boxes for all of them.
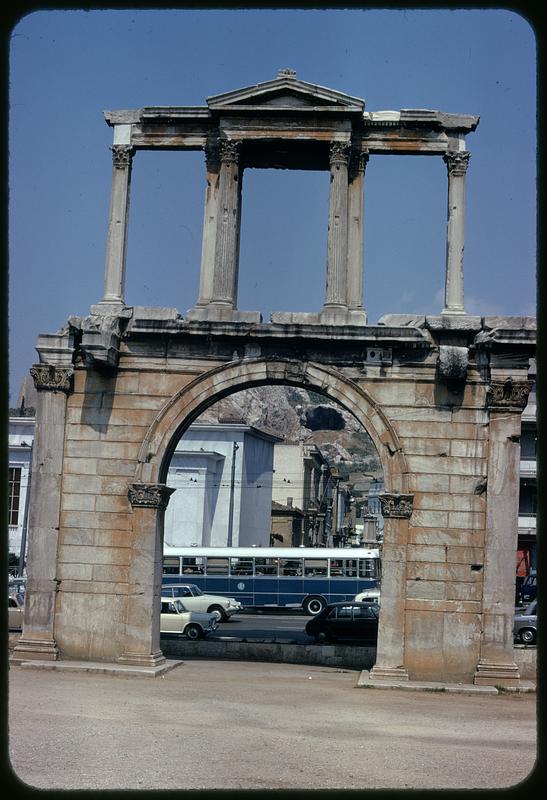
[30,364,74,394]
[379,493,414,519]
[128,483,175,510]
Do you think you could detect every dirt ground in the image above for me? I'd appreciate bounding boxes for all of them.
[8,658,538,791]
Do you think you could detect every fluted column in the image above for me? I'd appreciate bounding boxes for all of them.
[210,139,242,308]
[196,138,221,306]
[119,483,175,667]
[347,149,369,315]
[442,150,470,315]
[12,365,74,663]
[324,141,351,310]
[99,144,134,308]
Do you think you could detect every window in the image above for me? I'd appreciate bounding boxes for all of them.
[329,559,344,577]
[353,605,378,619]
[304,559,328,577]
[279,559,303,576]
[206,558,229,575]
[255,558,278,576]
[8,467,21,526]
[231,558,253,576]
[163,557,181,575]
[359,559,376,578]
[182,558,204,575]
[336,606,353,618]
[344,559,358,578]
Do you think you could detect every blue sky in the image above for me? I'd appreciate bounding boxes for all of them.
[8,8,536,401]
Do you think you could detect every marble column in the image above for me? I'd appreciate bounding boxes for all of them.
[118,483,175,667]
[98,144,134,308]
[369,493,414,682]
[474,379,533,687]
[347,149,369,317]
[324,141,351,310]
[196,138,221,306]
[442,151,470,315]
[210,139,242,308]
[12,365,74,662]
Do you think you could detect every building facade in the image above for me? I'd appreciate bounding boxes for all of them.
[8,415,34,569]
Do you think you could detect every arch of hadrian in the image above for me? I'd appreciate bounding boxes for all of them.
[13,71,535,686]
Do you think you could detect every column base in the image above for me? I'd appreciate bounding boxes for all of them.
[441,307,466,315]
[369,665,409,682]
[474,660,520,687]
[12,637,59,663]
[118,650,166,668]
[186,304,262,323]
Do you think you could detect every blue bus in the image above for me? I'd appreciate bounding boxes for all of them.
[162,546,381,615]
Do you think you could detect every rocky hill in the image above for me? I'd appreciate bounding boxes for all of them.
[195,385,382,479]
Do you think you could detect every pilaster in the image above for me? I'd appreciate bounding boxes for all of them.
[211,139,242,308]
[12,365,74,663]
[197,138,221,306]
[369,493,414,683]
[474,379,533,687]
[347,149,368,321]
[118,483,175,667]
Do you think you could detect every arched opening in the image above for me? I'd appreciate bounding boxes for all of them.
[133,358,408,660]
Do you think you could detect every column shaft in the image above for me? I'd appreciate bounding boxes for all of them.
[347,151,368,312]
[211,140,242,307]
[442,151,469,314]
[101,145,134,306]
[197,140,220,306]
[325,142,350,308]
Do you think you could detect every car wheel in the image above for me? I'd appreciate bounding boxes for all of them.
[303,596,327,616]
[185,624,203,640]
[208,605,227,623]
[520,628,536,645]
[314,632,328,643]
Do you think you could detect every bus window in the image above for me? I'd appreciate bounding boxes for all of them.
[359,559,376,578]
[255,558,278,576]
[230,558,253,576]
[279,559,302,577]
[205,558,229,575]
[163,557,181,575]
[329,559,344,577]
[344,559,358,577]
[181,558,204,575]
[304,559,328,577]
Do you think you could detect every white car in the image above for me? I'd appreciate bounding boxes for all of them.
[353,588,380,604]
[160,598,218,640]
[9,593,24,629]
[161,583,243,622]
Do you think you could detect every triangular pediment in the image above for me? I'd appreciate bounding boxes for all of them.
[207,71,365,113]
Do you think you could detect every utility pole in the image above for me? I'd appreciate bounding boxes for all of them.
[227,441,239,547]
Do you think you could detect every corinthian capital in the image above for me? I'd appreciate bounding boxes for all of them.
[443,151,470,177]
[486,378,533,411]
[219,139,241,165]
[128,483,175,510]
[111,144,134,169]
[329,141,351,167]
[349,148,369,179]
[379,493,414,519]
[30,364,74,394]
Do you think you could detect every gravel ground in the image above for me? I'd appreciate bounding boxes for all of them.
[8,659,537,791]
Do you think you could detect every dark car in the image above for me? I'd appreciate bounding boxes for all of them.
[513,600,537,645]
[305,601,379,644]
[518,570,537,605]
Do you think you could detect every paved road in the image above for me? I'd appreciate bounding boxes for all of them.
[209,612,314,643]
[8,659,537,791]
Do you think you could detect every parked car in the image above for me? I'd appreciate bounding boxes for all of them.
[305,601,379,644]
[513,600,537,645]
[518,570,537,605]
[8,593,24,630]
[9,577,26,597]
[160,598,217,640]
[354,588,380,604]
[161,583,242,621]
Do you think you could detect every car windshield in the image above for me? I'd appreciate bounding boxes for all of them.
[189,586,203,596]
[172,599,186,613]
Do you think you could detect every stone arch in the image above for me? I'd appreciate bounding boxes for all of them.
[133,358,408,491]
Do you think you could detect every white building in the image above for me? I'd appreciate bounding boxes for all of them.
[8,416,34,567]
[165,423,281,548]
